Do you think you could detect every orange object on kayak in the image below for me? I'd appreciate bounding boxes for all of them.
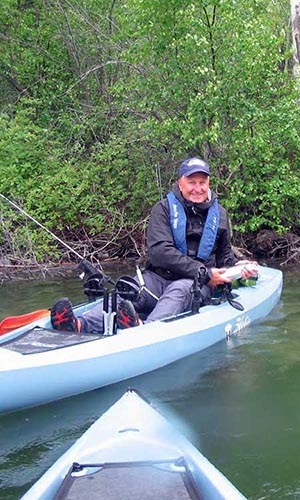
[0,309,49,335]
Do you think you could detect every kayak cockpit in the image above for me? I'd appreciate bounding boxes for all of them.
[54,457,201,500]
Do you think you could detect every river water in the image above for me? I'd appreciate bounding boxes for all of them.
[0,265,299,500]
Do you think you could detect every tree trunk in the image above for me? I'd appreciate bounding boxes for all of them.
[291,0,300,77]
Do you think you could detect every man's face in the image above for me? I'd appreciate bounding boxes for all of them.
[178,172,210,203]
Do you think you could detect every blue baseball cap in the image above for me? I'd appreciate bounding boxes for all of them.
[179,157,210,177]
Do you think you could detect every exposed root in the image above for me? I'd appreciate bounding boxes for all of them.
[1,226,300,281]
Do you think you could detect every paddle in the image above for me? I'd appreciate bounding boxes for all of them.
[0,309,49,335]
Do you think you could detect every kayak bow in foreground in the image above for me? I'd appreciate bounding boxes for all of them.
[21,388,247,500]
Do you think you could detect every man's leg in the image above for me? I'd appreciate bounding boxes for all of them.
[144,280,212,322]
[144,278,193,322]
[133,270,168,316]
[79,302,104,333]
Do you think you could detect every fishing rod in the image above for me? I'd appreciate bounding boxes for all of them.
[155,163,163,201]
[0,193,84,260]
[0,193,156,303]
[0,193,117,287]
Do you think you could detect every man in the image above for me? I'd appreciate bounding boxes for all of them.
[51,157,255,333]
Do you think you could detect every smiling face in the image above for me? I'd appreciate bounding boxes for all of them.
[178,172,210,203]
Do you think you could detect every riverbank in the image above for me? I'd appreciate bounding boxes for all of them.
[0,257,295,285]
[0,259,137,284]
[1,227,300,283]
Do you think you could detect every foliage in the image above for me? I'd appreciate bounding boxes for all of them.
[0,0,299,262]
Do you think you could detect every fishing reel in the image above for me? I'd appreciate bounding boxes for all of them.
[78,259,111,302]
[115,275,141,301]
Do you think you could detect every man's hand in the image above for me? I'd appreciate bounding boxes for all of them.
[208,268,232,287]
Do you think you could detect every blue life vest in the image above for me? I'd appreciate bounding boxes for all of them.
[167,192,220,261]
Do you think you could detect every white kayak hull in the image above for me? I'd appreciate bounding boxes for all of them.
[21,389,247,499]
[0,266,283,414]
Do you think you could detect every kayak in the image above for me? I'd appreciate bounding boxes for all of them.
[0,265,282,414]
[21,388,247,499]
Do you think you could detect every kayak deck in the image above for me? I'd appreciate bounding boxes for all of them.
[1,327,103,355]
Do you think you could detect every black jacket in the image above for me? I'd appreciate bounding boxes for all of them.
[146,183,237,281]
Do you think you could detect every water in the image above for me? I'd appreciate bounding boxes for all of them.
[0,267,299,499]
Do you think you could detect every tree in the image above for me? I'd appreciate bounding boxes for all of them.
[0,0,300,263]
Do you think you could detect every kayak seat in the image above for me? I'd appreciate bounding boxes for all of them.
[54,458,203,500]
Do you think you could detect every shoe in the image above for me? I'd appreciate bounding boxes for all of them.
[117,300,139,329]
[50,298,80,332]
